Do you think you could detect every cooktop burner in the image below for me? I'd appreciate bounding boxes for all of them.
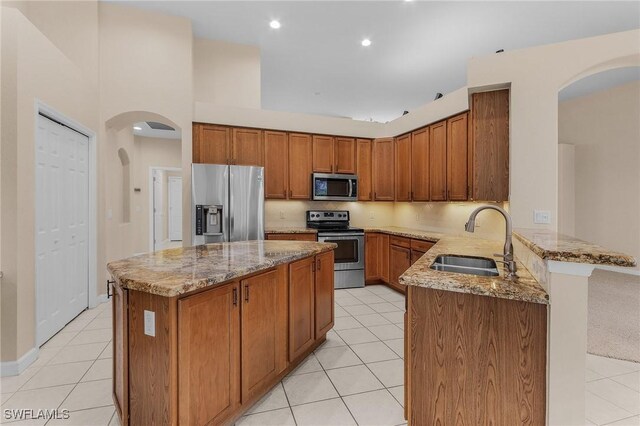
[306,210,363,233]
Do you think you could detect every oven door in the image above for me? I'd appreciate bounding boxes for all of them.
[317,233,364,271]
[312,173,358,201]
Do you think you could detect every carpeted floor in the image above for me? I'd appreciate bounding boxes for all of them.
[588,269,640,363]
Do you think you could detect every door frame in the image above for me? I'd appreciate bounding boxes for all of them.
[167,175,183,241]
[34,101,98,337]
[148,166,181,252]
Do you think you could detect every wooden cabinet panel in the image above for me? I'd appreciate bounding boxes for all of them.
[264,131,289,199]
[447,114,469,201]
[232,128,263,166]
[335,137,356,174]
[395,134,412,201]
[312,135,335,173]
[390,235,410,248]
[429,122,447,201]
[178,283,240,425]
[289,257,315,361]
[407,287,547,425]
[365,233,380,282]
[389,244,411,292]
[241,268,288,402]
[372,138,395,201]
[471,90,510,201]
[410,239,434,253]
[356,139,373,201]
[288,133,313,199]
[379,234,390,283]
[266,233,317,242]
[195,124,230,164]
[315,251,334,337]
[411,250,425,265]
[411,128,430,201]
[112,282,128,426]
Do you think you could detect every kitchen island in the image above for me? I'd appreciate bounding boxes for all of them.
[106,240,336,426]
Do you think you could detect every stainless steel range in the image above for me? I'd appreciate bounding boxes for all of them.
[307,210,364,289]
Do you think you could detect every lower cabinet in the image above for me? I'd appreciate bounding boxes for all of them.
[410,250,425,265]
[266,233,317,241]
[315,251,335,337]
[178,282,241,425]
[389,243,411,293]
[289,257,316,361]
[111,282,128,426]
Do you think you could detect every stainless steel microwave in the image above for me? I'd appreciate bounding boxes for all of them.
[312,173,358,201]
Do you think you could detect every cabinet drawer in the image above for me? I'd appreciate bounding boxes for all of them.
[389,235,411,248]
[410,239,435,252]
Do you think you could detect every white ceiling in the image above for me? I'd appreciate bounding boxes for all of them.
[109,1,640,123]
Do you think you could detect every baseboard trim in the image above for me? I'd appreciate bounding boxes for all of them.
[90,293,109,308]
[0,347,39,377]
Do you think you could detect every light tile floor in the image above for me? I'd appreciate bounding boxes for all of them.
[1,285,638,425]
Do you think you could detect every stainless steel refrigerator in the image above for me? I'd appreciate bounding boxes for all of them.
[192,164,264,244]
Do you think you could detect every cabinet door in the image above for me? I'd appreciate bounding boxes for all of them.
[264,131,289,199]
[447,114,469,201]
[241,268,288,402]
[410,250,425,265]
[395,134,412,201]
[335,137,356,174]
[289,257,315,361]
[112,282,128,426]
[390,244,411,290]
[196,124,230,164]
[178,282,240,425]
[288,134,313,199]
[315,251,335,337]
[365,233,380,281]
[379,234,390,283]
[232,128,263,166]
[429,121,447,201]
[372,138,395,201]
[356,139,373,201]
[266,233,317,242]
[411,128,430,201]
[312,135,335,173]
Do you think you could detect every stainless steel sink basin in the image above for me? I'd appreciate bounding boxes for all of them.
[430,255,500,277]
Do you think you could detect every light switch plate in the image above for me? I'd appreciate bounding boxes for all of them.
[144,310,156,337]
[534,210,551,224]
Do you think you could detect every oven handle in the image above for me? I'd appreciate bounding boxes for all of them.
[318,234,364,239]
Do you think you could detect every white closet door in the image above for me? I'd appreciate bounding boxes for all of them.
[168,176,182,241]
[36,115,89,346]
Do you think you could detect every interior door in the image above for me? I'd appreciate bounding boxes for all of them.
[153,170,164,248]
[36,114,89,345]
[168,176,182,241]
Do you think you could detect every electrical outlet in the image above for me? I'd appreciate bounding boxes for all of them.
[475,218,481,228]
[534,210,551,224]
[144,310,156,337]
[369,211,375,219]
[279,211,285,219]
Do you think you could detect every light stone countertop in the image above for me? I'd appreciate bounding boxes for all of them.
[265,227,318,234]
[107,240,336,297]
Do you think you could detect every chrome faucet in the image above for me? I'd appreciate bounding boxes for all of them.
[465,205,518,279]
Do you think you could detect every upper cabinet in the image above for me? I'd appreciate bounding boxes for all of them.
[356,139,373,201]
[395,133,412,201]
[334,137,357,174]
[232,128,263,166]
[411,127,430,201]
[312,135,335,173]
[372,138,395,201]
[193,124,230,164]
[446,113,469,201]
[264,131,289,199]
[312,136,357,174]
[289,133,313,199]
[429,121,447,202]
[470,90,510,201]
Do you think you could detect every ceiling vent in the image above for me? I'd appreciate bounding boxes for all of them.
[146,121,175,131]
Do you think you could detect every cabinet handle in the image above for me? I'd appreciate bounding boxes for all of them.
[369,191,372,200]
[374,192,377,199]
[312,261,316,272]
[233,287,238,306]
[317,259,321,271]
[447,190,450,200]
[244,285,250,303]
[283,190,287,197]
[407,192,410,200]
[410,191,413,200]
[106,280,114,299]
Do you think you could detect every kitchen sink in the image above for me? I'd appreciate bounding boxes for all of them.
[430,255,500,277]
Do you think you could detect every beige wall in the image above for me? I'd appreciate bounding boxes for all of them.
[558,143,576,236]
[558,80,640,264]
[194,38,260,108]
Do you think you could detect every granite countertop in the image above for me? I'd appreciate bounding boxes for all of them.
[514,229,637,267]
[265,227,318,234]
[107,240,336,297]
[399,235,549,305]
[363,226,448,242]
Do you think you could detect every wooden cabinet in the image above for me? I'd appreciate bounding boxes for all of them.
[410,250,425,265]
[315,251,335,337]
[111,282,128,426]
[288,133,313,199]
[395,134,412,201]
[356,139,373,201]
[411,127,430,201]
[335,137,357,174]
[178,282,240,425]
[365,233,381,282]
[312,135,335,173]
[470,90,510,201]
[379,234,390,283]
[446,114,469,201]
[372,138,395,201]
[232,128,263,166]
[266,233,317,242]
[241,268,287,402]
[264,131,289,199]
[389,238,411,293]
[429,121,447,201]
[193,124,230,164]
[289,257,315,361]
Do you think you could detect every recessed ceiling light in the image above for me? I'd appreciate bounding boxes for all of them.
[361,38,372,47]
[133,126,142,131]
[269,20,281,29]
